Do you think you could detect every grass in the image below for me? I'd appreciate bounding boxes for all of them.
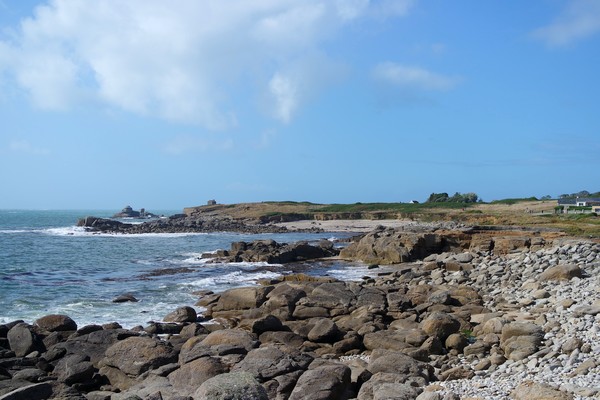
[314,202,472,213]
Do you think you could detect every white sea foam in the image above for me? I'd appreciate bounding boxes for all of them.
[41,226,207,238]
[0,229,30,234]
[186,270,283,290]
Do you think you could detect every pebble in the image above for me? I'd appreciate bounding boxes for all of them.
[424,240,600,400]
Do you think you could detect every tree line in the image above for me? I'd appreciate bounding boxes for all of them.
[426,192,479,203]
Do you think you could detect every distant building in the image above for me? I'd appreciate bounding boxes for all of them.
[207,199,217,206]
[557,197,600,214]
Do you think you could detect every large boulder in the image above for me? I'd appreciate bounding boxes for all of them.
[232,346,312,381]
[102,336,178,377]
[420,312,461,341]
[212,287,273,312]
[163,306,197,323]
[35,314,77,332]
[194,371,269,400]
[168,356,227,396]
[201,329,258,353]
[340,227,467,264]
[367,349,432,383]
[288,364,351,400]
[7,323,43,357]
[539,264,582,281]
[500,322,544,361]
[511,381,574,400]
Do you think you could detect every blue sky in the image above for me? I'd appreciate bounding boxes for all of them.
[0,0,599,210]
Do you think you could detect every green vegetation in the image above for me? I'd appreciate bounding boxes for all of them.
[491,197,539,205]
[559,190,600,199]
[314,202,470,213]
[426,192,479,203]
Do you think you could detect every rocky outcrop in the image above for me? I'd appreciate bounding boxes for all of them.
[0,231,598,399]
[77,214,304,234]
[202,239,339,264]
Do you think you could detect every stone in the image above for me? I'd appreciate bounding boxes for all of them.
[307,318,341,343]
[167,356,226,396]
[7,323,41,357]
[538,264,582,281]
[34,314,77,332]
[163,306,197,323]
[194,371,269,400]
[511,381,573,400]
[368,349,432,382]
[0,383,53,400]
[53,354,95,385]
[112,293,139,303]
[201,329,258,353]
[102,336,178,376]
[231,346,312,381]
[421,312,461,341]
[288,364,351,400]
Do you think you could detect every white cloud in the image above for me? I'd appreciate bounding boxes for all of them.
[8,139,50,155]
[163,135,234,155]
[532,0,600,47]
[0,0,414,129]
[372,62,460,91]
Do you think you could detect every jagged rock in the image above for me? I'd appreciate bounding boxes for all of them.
[194,371,269,400]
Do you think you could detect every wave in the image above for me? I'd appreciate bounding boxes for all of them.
[0,229,30,234]
[40,226,208,238]
[186,269,285,290]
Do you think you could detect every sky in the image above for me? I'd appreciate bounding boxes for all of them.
[0,0,599,210]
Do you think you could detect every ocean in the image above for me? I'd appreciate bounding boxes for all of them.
[0,210,368,328]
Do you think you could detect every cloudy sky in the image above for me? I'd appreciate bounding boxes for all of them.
[0,0,599,210]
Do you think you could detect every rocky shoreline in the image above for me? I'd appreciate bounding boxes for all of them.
[1,224,599,399]
[76,215,320,235]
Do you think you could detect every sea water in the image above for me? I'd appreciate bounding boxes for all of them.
[0,210,369,328]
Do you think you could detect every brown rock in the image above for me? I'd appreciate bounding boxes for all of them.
[421,312,461,341]
[539,264,583,281]
[511,381,573,400]
[102,336,178,376]
[288,364,351,400]
[163,306,197,323]
[35,314,77,332]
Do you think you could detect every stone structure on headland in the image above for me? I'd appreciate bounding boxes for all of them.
[112,205,155,219]
[1,225,599,399]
